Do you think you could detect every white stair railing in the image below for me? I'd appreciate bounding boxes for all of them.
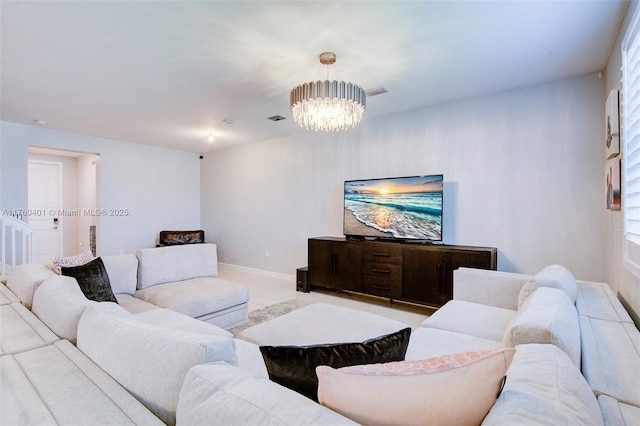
[1,214,35,276]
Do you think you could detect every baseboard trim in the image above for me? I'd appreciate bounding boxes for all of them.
[218,263,296,282]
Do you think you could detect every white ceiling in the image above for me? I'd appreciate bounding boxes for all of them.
[0,1,629,153]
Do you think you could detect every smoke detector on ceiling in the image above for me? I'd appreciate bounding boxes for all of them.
[267,115,287,122]
[366,87,388,97]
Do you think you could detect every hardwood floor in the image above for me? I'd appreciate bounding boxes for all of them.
[218,264,434,330]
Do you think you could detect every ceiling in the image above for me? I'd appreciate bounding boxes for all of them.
[0,1,629,153]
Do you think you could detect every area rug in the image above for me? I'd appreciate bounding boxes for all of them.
[228,299,311,336]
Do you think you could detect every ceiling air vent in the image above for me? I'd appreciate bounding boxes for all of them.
[267,115,287,122]
[366,86,387,97]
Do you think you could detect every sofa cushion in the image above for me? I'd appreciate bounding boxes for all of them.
[176,362,357,426]
[31,274,97,344]
[0,302,58,355]
[405,327,502,360]
[502,287,581,367]
[51,249,94,274]
[0,283,20,305]
[115,294,159,314]
[421,300,517,342]
[580,315,640,407]
[61,257,117,303]
[260,328,411,401]
[102,255,138,295]
[576,281,634,323]
[234,338,268,378]
[6,263,57,309]
[453,267,531,310]
[0,340,163,426]
[135,308,233,338]
[517,264,577,308]
[136,243,218,289]
[196,303,249,329]
[77,303,237,425]
[133,277,249,320]
[598,394,640,426]
[316,348,514,426]
[482,344,603,426]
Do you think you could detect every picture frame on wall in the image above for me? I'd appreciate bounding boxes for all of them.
[606,157,621,210]
[605,90,620,159]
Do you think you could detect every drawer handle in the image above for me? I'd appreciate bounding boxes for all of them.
[373,252,391,257]
[372,284,390,291]
[372,268,391,274]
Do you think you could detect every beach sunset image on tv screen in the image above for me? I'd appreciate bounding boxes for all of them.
[344,175,443,241]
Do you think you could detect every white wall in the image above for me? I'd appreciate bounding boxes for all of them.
[76,154,99,255]
[0,122,201,255]
[604,0,640,323]
[202,73,605,284]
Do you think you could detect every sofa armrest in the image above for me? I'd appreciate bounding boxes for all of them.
[77,303,237,425]
[453,268,532,310]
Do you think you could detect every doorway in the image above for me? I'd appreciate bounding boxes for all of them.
[27,160,62,263]
[27,147,100,260]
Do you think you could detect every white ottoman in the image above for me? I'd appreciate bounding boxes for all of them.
[237,303,409,346]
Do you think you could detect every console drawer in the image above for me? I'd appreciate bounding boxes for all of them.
[361,261,402,281]
[362,244,402,265]
[362,276,401,299]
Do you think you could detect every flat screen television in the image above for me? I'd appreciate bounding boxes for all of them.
[343,174,443,242]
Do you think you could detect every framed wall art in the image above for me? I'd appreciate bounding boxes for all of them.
[606,157,621,210]
[605,90,620,159]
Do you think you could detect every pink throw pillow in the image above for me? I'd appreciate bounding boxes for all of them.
[317,348,515,425]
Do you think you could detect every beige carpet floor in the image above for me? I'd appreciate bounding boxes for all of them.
[228,299,311,336]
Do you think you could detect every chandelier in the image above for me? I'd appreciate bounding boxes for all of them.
[290,52,366,132]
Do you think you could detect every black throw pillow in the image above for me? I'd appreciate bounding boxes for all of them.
[259,327,411,401]
[61,257,118,303]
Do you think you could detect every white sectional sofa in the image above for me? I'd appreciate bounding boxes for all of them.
[408,267,640,425]
[6,243,249,331]
[1,260,639,425]
[172,265,640,425]
[134,244,249,328]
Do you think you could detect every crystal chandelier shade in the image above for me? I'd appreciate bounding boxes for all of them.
[290,53,366,132]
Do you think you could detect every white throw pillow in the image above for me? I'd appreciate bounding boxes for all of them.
[316,348,515,426]
[517,264,577,308]
[503,287,581,367]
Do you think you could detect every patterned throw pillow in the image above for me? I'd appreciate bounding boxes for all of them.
[316,348,515,425]
[338,349,508,376]
[52,249,95,274]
